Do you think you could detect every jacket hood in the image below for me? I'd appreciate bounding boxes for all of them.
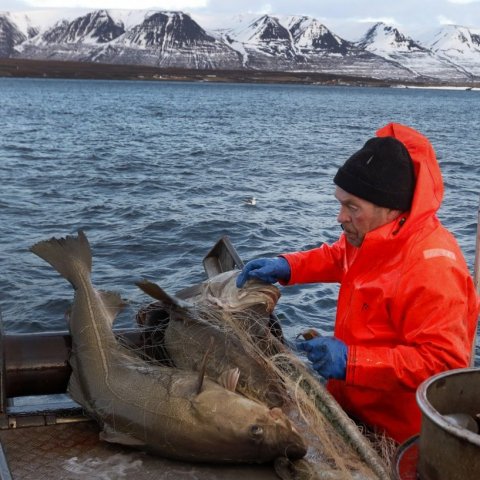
[376,123,444,229]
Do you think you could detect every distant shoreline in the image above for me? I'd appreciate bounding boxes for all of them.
[1,58,479,89]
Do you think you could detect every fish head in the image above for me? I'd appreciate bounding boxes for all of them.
[201,270,281,315]
[192,385,307,462]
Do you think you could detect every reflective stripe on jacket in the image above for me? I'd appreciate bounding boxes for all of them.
[282,123,479,443]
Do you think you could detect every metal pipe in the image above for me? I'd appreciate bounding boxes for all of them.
[2,329,143,397]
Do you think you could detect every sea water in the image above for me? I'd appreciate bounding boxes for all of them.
[0,77,478,362]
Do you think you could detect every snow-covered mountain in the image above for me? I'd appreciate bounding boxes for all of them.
[15,10,126,61]
[357,22,473,81]
[281,16,415,80]
[426,25,480,76]
[358,22,422,53]
[13,10,243,68]
[41,10,124,44]
[1,8,479,83]
[287,16,351,55]
[218,14,415,79]
[94,11,243,68]
[221,14,300,69]
[0,15,26,57]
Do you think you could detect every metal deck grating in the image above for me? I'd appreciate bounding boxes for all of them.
[0,421,280,479]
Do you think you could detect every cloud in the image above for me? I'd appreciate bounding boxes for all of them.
[437,14,456,24]
[447,0,480,4]
[241,4,273,15]
[256,4,273,14]
[1,0,30,8]
[23,0,208,8]
[356,16,397,25]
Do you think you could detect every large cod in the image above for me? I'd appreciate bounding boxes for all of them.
[135,270,286,407]
[30,230,307,463]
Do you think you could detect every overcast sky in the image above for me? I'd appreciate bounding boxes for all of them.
[2,0,480,39]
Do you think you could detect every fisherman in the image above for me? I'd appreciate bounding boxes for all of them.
[236,122,479,444]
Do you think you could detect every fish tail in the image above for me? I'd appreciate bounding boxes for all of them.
[30,230,92,288]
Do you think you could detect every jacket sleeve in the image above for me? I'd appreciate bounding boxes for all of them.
[281,237,346,285]
[346,253,478,391]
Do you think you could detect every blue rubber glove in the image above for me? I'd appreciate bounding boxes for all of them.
[297,337,347,380]
[236,257,291,288]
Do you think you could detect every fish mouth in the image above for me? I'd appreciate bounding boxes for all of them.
[283,440,308,460]
[265,408,307,460]
[285,422,308,460]
[253,286,280,306]
[237,282,280,312]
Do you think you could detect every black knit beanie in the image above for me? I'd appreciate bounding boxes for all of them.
[333,136,415,211]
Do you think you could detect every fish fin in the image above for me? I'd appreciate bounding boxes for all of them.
[196,337,215,394]
[67,360,93,413]
[64,305,72,322]
[67,372,83,403]
[135,279,192,309]
[30,230,92,289]
[97,290,127,327]
[100,424,146,447]
[218,367,240,392]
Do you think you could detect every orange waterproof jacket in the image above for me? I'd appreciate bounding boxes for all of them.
[282,123,479,443]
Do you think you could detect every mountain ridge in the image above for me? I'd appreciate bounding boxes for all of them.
[1,9,479,84]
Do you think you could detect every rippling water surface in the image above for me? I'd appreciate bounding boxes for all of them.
[1,78,478,362]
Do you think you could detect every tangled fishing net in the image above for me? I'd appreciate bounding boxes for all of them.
[131,301,395,480]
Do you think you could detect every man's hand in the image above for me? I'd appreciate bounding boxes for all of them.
[297,336,347,380]
[236,257,291,288]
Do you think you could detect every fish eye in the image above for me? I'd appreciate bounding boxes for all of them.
[250,425,264,438]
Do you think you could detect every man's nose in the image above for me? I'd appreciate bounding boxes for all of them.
[337,206,349,224]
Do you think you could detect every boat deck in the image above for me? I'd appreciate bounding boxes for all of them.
[0,397,279,480]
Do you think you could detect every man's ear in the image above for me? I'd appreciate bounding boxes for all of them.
[387,209,403,222]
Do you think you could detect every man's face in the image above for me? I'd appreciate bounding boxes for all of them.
[335,187,399,247]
